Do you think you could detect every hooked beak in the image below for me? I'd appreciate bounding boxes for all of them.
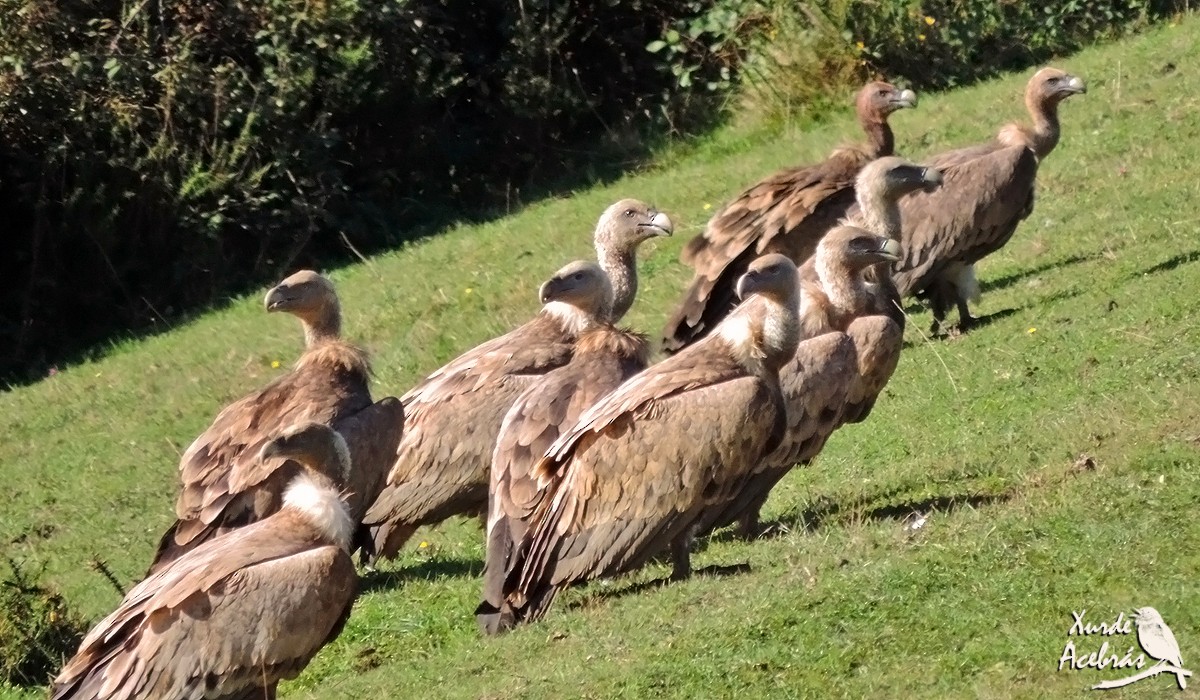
[264,286,289,312]
[735,271,759,301]
[877,238,902,263]
[1063,75,1087,96]
[638,211,674,237]
[538,278,562,304]
[920,165,943,191]
[892,89,917,110]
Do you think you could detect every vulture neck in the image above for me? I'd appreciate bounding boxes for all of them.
[543,301,596,338]
[597,245,637,321]
[1003,92,1061,160]
[855,189,901,240]
[302,305,343,347]
[283,472,353,550]
[816,253,871,323]
[717,292,800,376]
[859,113,895,158]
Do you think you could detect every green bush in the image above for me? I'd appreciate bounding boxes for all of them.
[0,0,730,384]
[0,558,85,687]
[726,0,1187,124]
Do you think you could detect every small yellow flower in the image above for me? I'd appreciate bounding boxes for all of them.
[855,41,865,51]
[924,16,935,25]
[702,203,712,211]
[1027,327,1037,334]
[418,541,430,549]
[917,34,926,42]
[465,287,473,295]
[270,360,281,369]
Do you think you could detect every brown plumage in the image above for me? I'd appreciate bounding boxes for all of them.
[797,225,904,337]
[476,320,649,634]
[493,254,801,631]
[360,209,669,564]
[52,424,358,700]
[661,81,917,352]
[891,67,1086,334]
[148,270,399,574]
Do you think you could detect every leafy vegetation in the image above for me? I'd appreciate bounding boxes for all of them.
[0,560,85,688]
[4,12,1200,700]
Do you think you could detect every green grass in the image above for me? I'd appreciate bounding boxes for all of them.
[5,16,1200,700]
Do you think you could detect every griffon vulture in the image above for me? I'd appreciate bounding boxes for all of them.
[52,423,358,700]
[709,226,907,537]
[362,200,671,563]
[661,81,917,352]
[492,254,801,631]
[891,67,1086,334]
[148,270,401,575]
[476,280,649,634]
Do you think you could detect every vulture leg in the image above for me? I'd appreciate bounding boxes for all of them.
[669,527,697,581]
[736,494,769,540]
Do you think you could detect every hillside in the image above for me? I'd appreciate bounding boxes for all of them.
[3,16,1200,699]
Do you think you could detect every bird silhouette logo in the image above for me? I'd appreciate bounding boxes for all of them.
[1134,607,1188,690]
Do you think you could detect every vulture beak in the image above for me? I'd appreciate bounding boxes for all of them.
[638,211,674,237]
[538,278,563,304]
[735,270,759,301]
[259,438,285,462]
[920,166,944,191]
[877,238,902,263]
[1064,75,1087,95]
[264,285,290,312]
[892,89,917,109]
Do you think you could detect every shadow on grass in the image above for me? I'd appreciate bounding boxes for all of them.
[979,253,1098,294]
[1131,249,1200,278]
[565,563,752,610]
[358,556,483,593]
[749,489,1015,537]
[901,307,1019,349]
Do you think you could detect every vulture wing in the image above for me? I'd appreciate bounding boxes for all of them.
[478,329,646,631]
[892,145,1038,297]
[361,314,575,560]
[840,315,904,425]
[152,347,370,571]
[53,515,356,700]
[662,149,868,352]
[697,331,859,534]
[333,396,405,522]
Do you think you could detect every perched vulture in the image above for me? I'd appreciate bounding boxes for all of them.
[705,226,907,536]
[661,81,917,352]
[362,200,672,563]
[476,282,649,634]
[493,254,802,631]
[891,67,1086,333]
[52,423,358,700]
[148,270,401,575]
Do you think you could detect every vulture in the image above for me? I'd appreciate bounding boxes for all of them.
[705,226,908,537]
[661,80,917,352]
[493,254,802,631]
[52,423,358,700]
[476,275,650,635]
[890,67,1086,334]
[148,270,402,575]
[362,199,671,563]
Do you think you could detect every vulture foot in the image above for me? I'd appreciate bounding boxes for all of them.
[669,530,696,581]
[735,511,763,540]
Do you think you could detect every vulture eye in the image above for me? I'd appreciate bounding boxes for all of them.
[878,89,889,97]
[623,209,636,218]
[573,272,584,281]
[1048,76,1060,84]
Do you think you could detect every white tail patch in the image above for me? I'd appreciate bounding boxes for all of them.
[284,475,354,550]
[953,264,982,303]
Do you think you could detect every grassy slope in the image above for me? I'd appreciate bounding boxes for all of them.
[5,17,1200,700]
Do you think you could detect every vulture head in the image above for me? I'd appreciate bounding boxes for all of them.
[265,270,342,343]
[1029,67,1087,106]
[594,199,673,321]
[817,226,902,275]
[539,260,614,324]
[737,253,799,304]
[858,156,943,200]
[857,81,917,120]
[260,422,352,485]
[594,199,674,252]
